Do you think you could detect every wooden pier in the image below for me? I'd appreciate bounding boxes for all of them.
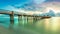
[0,10,51,25]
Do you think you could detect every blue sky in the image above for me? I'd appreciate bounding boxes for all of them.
[0,0,29,8]
[0,0,60,11]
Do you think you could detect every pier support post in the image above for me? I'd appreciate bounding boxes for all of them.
[33,16,35,23]
[22,15,25,25]
[24,16,28,24]
[9,11,14,29]
[10,11,14,24]
[18,15,22,25]
[18,15,20,24]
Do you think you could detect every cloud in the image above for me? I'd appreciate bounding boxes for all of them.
[3,5,30,13]
[3,5,19,11]
[1,0,60,12]
[34,0,46,4]
[7,0,46,11]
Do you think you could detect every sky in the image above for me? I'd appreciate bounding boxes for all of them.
[0,0,60,12]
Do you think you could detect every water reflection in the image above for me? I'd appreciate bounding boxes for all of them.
[22,17,60,34]
[0,17,60,34]
[44,17,60,31]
